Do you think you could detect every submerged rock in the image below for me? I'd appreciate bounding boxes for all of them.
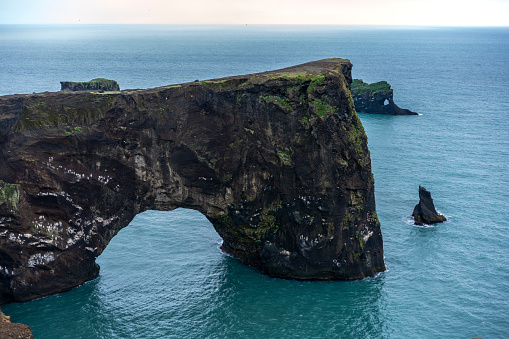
[0,59,385,303]
[60,78,120,92]
[350,79,417,115]
[412,186,447,225]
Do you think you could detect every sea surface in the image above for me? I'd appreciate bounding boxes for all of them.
[1,25,508,338]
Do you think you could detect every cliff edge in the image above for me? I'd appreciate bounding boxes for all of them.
[0,59,385,303]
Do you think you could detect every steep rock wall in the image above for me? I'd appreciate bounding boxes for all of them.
[0,59,385,303]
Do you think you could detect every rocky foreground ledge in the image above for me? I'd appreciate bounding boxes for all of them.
[0,59,385,303]
[0,308,33,338]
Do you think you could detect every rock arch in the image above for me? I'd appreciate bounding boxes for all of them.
[0,59,385,303]
[350,79,417,115]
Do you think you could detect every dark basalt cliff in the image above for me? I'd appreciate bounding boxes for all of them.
[351,79,417,115]
[60,78,120,92]
[0,59,385,304]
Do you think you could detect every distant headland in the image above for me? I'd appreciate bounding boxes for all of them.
[60,78,120,92]
[351,79,417,115]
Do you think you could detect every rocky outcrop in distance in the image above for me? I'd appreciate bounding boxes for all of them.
[351,79,417,115]
[412,186,447,225]
[60,78,120,92]
[0,59,385,304]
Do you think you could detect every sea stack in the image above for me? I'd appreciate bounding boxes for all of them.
[412,186,447,225]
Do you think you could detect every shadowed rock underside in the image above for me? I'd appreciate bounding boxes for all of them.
[0,59,385,304]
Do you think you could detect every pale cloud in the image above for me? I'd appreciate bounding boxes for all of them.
[1,0,508,26]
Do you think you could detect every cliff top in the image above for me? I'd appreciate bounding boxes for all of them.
[146,58,352,94]
[1,59,351,100]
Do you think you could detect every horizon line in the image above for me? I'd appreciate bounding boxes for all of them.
[1,23,509,28]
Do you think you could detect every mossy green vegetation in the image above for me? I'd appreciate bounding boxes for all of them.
[262,96,290,110]
[340,82,371,168]
[345,110,370,168]
[90,91,121,95]
[306,73,325,93]
[14,96,116,132]
[370,211,381,227]
[351,79,392,96]
[0,181,20,209]
[259,214,276,229]
[229,136,244,148]
[89,78,109,83]
[200,80,226,85]
[277,148,292,165]
[161,84,182,89]
[300,115,311,129]
[312,99,335,118]
[355,231,365,251]
[199,79,228,88]
[277,72,325,85]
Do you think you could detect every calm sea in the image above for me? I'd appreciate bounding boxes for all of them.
[1,25,508,338]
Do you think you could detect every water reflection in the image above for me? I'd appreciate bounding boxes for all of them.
[204,258,388,338]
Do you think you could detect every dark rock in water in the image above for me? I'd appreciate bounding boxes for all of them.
[412,186,447,225]
[350,79,418,115]
[0,308,34,338]
[60,78,120,92]
[0,59,385,303]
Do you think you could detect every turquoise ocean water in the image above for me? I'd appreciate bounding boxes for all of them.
[1,25,508,338]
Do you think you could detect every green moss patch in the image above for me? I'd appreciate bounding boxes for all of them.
[14,97,115,132]
[312,99,335,118]
[344,110,370,168]
[0,181,20,209]
[351,79,392,96]
[277,148,293,165]
[262,96,290,111]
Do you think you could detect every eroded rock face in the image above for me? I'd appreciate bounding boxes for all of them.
[351,79,417,115]
[0,59,385,304]
[412,186,447,225]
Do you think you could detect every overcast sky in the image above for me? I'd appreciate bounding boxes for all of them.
[1,0,508,26]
